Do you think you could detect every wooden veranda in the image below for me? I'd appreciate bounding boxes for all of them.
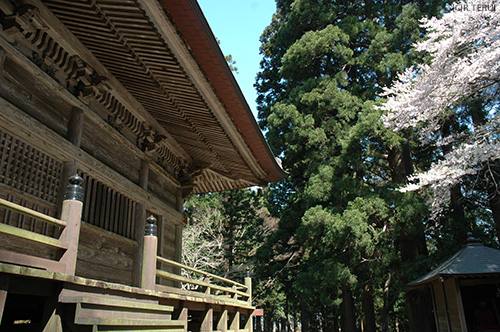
[0,184,253,331]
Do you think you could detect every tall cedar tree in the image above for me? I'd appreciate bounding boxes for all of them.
[255,1,448,331]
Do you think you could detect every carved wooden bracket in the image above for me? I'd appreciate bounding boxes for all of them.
[1,3,189,179]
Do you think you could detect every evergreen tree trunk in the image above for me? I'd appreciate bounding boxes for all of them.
[226,220,234,271]
[399,209,434,332]
[486,167,500,238]
[470,100,500,238]
[342,283,357,332]
[329,306,340,332]
[381,271,398,332]
[388,143,414,184]
[389,144,434,332]
[362,280,376,332]
[449,184,468,242]
[301,299,311,332]
[441,122,469,244]
[406,288,436,332]
[256,315,263,332]
[285,295,290,332]
[322,311,338,332]
[264,310,273,332]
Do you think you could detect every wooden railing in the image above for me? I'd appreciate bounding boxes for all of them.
[0,178,252,313]
[156,256,251,300]
[0,186,253,332]
[140,216,252,306]
[0,174,83,275]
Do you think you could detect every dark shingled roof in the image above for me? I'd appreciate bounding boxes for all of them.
[409,236,500,287]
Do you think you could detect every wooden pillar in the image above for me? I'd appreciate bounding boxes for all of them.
[200,305,213,332]
[57,107,84,217]
[0,289,6,325]
[244,272,253,332]
[242,310,253,332]
[174,190,184,287]
[175,190,184,264]
[133,159,149,286]
[217,306,228,332]
[174,223,183,263]
[0,275,9,325]
[41,297,63,332]
[441,279,452,332]
[203,277,211,295]
[67,108,84,147]
[141,215,158,290]
[245,271,252,305]
[176,301,189,332]
[58,174,84,276]
[229,310,240,332]
[157,215,165,283]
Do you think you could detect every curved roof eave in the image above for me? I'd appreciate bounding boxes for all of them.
[409,240,500,288]
[159,0,287,184]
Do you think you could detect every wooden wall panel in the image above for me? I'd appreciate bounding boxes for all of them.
[76,222,136,285]
[161,220,177,260]
[148,168,177,208]
[0,58,72,140]
[155,216,177,287]
[81,121,141,186]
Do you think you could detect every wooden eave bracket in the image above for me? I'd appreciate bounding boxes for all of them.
[12,0,193,172]
[137,0,269,183]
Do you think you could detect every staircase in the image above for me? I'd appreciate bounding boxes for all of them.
[59,288,187,332]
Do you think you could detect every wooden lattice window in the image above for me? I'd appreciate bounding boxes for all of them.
[0,129,137,240]
[0,129,61,236]
[0,129,62,203]
[81,173,137,240]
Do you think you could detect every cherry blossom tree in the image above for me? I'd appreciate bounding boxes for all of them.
[381,0,500,222]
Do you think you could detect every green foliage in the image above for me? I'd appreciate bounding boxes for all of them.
[280,25,352,80]
[253,0,451,330]
[184,189,264,277]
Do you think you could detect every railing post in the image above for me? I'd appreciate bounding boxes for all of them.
[245,267,253,332]
[58,174,84,276]
[141,215,158,290]
[245,267,252,305]
[203,276,211,295]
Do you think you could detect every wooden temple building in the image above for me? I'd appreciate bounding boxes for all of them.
[409,235,500,332]
[0,0,285,331]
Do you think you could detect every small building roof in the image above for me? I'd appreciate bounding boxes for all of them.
[409,235,500,287]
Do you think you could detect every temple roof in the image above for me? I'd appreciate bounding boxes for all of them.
[41,0,286,194]
[409,236,500,287]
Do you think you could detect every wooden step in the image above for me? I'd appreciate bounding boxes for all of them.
[59,288,187,331]
[75,302,174,322]
[59,289,174,313]
[75,303,186,326]
[93,326,186,332]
